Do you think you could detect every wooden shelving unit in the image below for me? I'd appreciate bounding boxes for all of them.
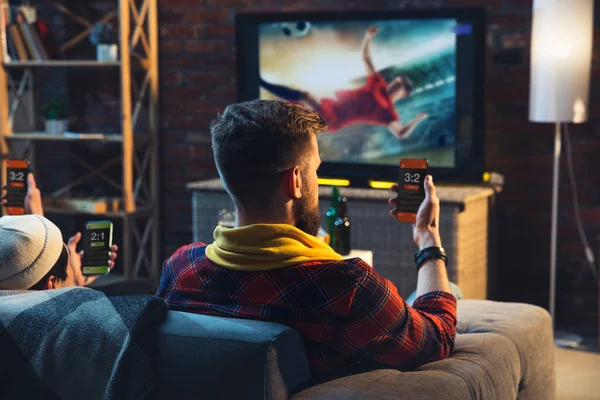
[0,0,160,282]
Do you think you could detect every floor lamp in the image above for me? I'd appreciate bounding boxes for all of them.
[529,0,594,340]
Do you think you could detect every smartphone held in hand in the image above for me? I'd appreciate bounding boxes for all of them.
[396,158,428,223]
[6,159,29,215]
[82,220,113,276]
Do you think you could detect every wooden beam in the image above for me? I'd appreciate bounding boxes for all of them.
[148,0,160,282]
[0,1,11,215]
[131,71,150,130]
[50,155,122,198]
[59,10,117,54]
[7,71,31,130]
[129,0,150,58]
[120,0,135,213]
[122,215,133,280]
[52,3,92,28]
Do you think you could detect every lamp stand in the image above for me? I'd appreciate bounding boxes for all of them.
[550,122,584,348]
[549,122,560,326]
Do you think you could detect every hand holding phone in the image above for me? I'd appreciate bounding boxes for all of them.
[82,221,114,276]
[389,162,442,250]
[2,170,45,216]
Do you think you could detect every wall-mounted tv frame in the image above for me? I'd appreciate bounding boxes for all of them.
[236,8,486,187]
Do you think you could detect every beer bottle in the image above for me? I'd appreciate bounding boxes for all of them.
[334,196,351,255]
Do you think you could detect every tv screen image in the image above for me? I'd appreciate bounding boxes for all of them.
[258,19,458,168]
[237,9,485,185]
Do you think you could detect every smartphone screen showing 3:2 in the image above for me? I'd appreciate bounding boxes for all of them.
[82,221,113,275]
[6,159,29,215]
[396,158,428,223]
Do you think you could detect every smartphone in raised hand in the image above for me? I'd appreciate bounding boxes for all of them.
[82,220,113,276]
[6,159,30,215]
[396,158,428,223]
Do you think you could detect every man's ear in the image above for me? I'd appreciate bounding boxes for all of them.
[284,166,303,200]
[44,276,57,290]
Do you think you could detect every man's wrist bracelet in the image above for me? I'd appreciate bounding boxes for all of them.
[414,246,448,272]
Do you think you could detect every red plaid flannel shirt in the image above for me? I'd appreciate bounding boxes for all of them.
[156,242,457,377]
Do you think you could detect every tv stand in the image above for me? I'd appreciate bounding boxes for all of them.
[187,179,496,300]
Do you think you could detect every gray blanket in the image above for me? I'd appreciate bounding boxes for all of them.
[0,287,167,400]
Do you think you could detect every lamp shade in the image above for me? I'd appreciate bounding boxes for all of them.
[529,0,594,123]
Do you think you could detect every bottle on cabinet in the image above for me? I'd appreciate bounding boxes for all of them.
[334,196,351,255]
[326,187,340,246]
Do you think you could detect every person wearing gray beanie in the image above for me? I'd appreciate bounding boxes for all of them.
[0,214,66,289]
[0,214,118,290]
[1,174,118,290]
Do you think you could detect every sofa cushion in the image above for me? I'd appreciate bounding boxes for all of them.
[291,333,520,400]
[154,311,310,400]
[292,300,555,400]
[457,300,555,400]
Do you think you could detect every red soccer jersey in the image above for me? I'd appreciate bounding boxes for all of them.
[318,73,399,132]
[156,242,457,378]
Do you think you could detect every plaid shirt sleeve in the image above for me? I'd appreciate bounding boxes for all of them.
[156,243,204,301]
[343,259,457,370]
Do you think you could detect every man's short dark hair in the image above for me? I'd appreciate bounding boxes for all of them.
[29,245,69,290]
[211,100,328,209]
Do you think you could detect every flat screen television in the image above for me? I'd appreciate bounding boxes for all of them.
[236,8,486,186]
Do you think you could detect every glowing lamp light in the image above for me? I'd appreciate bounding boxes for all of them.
[318,178,350,187]
[368,180,395,190]
[529,0,593,123]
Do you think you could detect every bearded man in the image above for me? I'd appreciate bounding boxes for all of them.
[156,100,456,379]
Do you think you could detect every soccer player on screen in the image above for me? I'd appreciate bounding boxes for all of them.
[260,26,427,139]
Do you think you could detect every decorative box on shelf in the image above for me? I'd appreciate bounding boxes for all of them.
[187,179,496,300]
[43,197,122,214]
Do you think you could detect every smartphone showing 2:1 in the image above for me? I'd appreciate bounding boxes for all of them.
[82,220,113,276]
[396,158,428,223]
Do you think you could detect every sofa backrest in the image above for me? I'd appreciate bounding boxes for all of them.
[154,310,311,400]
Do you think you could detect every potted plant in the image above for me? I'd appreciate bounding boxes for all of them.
[41,100,68,134]
[90,22,118,62]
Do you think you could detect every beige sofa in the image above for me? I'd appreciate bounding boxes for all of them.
[154,300,555,399]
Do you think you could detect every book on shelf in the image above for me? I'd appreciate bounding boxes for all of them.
[18,23,35,60]
[63,132,106,140]
[19,23,48,61]
[5,26,18,60]
[1,4,50,62]
[44,197,122,214]
[6,24,27,61]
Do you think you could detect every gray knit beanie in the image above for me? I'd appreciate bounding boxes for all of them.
[0,215,64,290]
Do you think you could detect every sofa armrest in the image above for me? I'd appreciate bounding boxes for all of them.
[457,300,556,400]
[154,311,311,400]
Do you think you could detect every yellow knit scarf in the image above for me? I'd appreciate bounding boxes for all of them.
[205,224,344,271]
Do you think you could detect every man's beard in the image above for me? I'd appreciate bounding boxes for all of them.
[294,190,321,237]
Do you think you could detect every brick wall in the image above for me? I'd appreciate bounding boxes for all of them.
[158,0,600,333]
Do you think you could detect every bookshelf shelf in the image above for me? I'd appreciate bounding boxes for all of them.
[3,60,121,68]
[4,132,123,142]
[3,132,152,147]
[43,205,153,218]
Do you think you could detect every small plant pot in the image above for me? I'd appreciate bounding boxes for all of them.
[97,44,118,62]
[45,119,68,135]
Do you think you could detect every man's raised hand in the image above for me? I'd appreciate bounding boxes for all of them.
[388,175,442,250]
[25,173,44,216]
